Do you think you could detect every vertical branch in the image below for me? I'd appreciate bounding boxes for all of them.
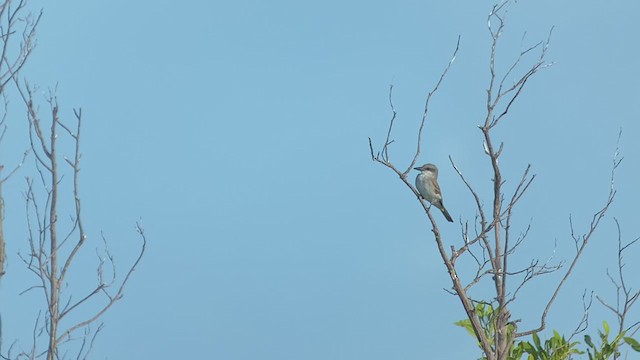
[483,4,511,357]
[380,85,396,163]
[20,90,62,360]
[45,98,59,360]
[480,2,553,358]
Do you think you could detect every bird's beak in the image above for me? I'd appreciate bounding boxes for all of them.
[413,167,422,171]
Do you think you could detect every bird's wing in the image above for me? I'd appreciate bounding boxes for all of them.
[432,178,442,197]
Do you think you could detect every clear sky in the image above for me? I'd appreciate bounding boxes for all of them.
[1,0,640,359]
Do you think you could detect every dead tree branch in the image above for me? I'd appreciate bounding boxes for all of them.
[369,36,498,358]
[10,85,146,360]
[516,131,622,338]
[595,218,640,352]
[367,1,624,359]
[0,0,40,281]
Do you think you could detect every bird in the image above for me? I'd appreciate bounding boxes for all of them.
[414,163,454,222]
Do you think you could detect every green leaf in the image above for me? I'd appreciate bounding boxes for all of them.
[454,319,476,338]
[477,303,485,314]
[532,333,542,349]
[521,341,536,354]
[585,335,595,348]
[624,337,640,352]
[454,319,470,328]
[602,321,610,336]
[569,348,585,355]
[510,348,522,356]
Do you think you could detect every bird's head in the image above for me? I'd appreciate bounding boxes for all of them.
[414,163,438,176]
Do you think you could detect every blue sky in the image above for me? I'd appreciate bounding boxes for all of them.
[1,0,640,359]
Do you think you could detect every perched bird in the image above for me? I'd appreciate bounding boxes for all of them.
[414,163,454,222]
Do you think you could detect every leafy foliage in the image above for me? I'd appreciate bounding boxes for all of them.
[455,305,640,360]
[583,321,633,360]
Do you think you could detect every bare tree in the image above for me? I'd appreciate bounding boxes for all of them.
[368,1,625,359]
[7,87,147,359]
[0,1,146,359]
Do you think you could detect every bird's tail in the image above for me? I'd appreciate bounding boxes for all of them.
[438,204,454,223]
